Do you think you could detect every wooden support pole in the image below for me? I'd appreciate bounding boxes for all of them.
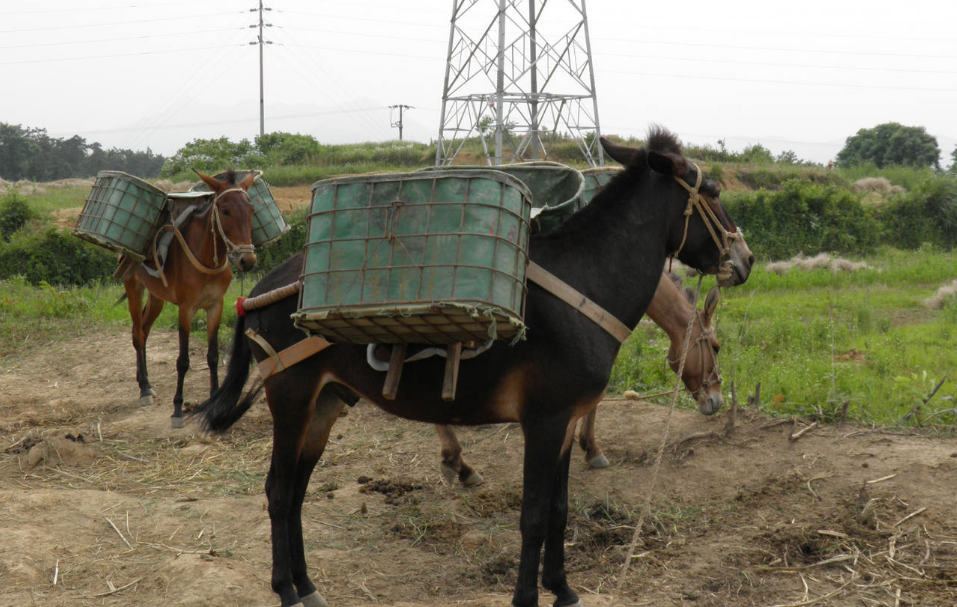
[382,344,407,400]
[442,342,463,401]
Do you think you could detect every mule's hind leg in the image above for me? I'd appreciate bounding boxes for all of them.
[125,280,164,406]
[512,412,580,607]
[578,408,609,469]
[264,370,330,607]
[287,389,344,607]
[435,425,484,487]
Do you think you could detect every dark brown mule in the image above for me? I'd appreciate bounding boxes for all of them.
[124,170,257,428]
[437,271,722,487]
[193,130,753,607]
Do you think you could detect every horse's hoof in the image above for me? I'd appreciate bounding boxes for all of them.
[462,471,484,487]
[170,415,185,429]
[587,453,610,469]
[139,394,153,407]
[299,590,327,607]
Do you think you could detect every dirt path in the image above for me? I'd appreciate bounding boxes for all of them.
[2,327,956,606]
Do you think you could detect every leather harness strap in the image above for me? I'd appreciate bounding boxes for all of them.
[245,327,333,380]
[525,261,632,344]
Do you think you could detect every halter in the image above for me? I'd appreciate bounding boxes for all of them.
[667,307,721,402]
[210,187,256,266]
[671,164,741,282]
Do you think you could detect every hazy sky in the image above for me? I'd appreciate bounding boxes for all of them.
[4,0,956,166]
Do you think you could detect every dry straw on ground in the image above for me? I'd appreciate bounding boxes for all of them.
[766,253,871,275]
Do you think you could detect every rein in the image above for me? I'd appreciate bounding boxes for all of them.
[671,164,742,282]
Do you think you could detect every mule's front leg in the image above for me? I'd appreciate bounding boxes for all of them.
[541,446,581,607]
[205,300,224,396]
[171,309,193,428]
[578,409,609,469]
[512,414,578,607]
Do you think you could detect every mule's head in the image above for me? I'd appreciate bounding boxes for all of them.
[668,285,723,415]
[195,170,258,272]
[600,130,753,286]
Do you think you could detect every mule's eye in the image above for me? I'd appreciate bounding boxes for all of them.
[713,343,721,355]
[222,209,231,216]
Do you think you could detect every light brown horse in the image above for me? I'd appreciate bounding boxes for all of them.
[123,170,257,427]
[436,271,722,486]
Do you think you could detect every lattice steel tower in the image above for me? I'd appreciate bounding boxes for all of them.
[436,0,603,167]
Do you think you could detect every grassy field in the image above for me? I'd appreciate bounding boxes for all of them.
[2,167,956,430]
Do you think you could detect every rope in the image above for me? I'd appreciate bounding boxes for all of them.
[608,275,705,607]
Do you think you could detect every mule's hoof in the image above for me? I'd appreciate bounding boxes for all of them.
[555,601,583,607]
[440,463,458,485]
[139,394,153,407]
[587,453,610,469]
[462,471,485,487]
[299,590,327,607]
[170,415,185,429]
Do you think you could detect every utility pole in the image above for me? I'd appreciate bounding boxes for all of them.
[389,105,414,141]
[249,1,272,138]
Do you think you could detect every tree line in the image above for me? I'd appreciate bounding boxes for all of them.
[0,123,166,182]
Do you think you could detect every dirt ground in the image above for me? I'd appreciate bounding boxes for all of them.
[2,325,957,607]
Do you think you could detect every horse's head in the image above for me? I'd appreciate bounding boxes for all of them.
[195,170,258,272]
[668,285,723,415]
[600,130,753,286]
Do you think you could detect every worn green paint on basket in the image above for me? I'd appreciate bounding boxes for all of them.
[73,171,169,260]
[191,170,289,246]
[293,171,532,345]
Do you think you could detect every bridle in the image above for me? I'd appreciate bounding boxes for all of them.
[671,163,742,282]
[210,187,256,265]
[148,187,255,287]
[667,307,721,403]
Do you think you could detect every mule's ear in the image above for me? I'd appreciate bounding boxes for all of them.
[703,286,720,324]
[600,137,639,166]
[239,172,256,191]
[647,150,689,176]
[194,170,224,193]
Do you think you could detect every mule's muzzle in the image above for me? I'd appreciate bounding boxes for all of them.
[697,391,723,416]
[232,250,258,272]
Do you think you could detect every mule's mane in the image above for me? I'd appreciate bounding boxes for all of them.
[222,169,239,186]
[647,126,683,157]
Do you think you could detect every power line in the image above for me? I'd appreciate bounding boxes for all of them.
[0,27,244,50]
[0,44,246,66]
[0,11,242,34]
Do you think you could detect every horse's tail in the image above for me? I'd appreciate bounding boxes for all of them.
[191,312,264,433]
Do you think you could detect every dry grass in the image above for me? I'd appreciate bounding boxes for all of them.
[924,279,957,309]
[766,253,871,275]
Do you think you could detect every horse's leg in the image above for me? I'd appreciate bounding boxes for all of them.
[542,436,581,607]
[578,407,609,469]
[125,279,163,406]
[288,389,344,607]
[263,369,326,607]
[435,424,484,487]
[512,412,578,607]
[205,299,224,396]
[170,306,194,428]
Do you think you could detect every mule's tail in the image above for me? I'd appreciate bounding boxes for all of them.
[191,313,264,433]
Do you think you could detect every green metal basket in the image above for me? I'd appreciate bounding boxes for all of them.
[581,167,622,204]
[420,162,585,234]
[293,170,533,345]
[74,171,169,261]
[191,170,289,246]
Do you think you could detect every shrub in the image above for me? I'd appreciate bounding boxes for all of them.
[0,191,39,240]
[723,179,879,260]
[0,227,116,285]
[875,174,957,249]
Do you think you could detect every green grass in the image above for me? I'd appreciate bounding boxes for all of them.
[609,247,957,427]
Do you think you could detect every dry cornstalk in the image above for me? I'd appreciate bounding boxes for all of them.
[790,421,819,442]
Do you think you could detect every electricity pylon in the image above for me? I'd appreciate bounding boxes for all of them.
[435,0,603,167]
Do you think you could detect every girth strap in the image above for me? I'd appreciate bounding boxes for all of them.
[526,261,632,343]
